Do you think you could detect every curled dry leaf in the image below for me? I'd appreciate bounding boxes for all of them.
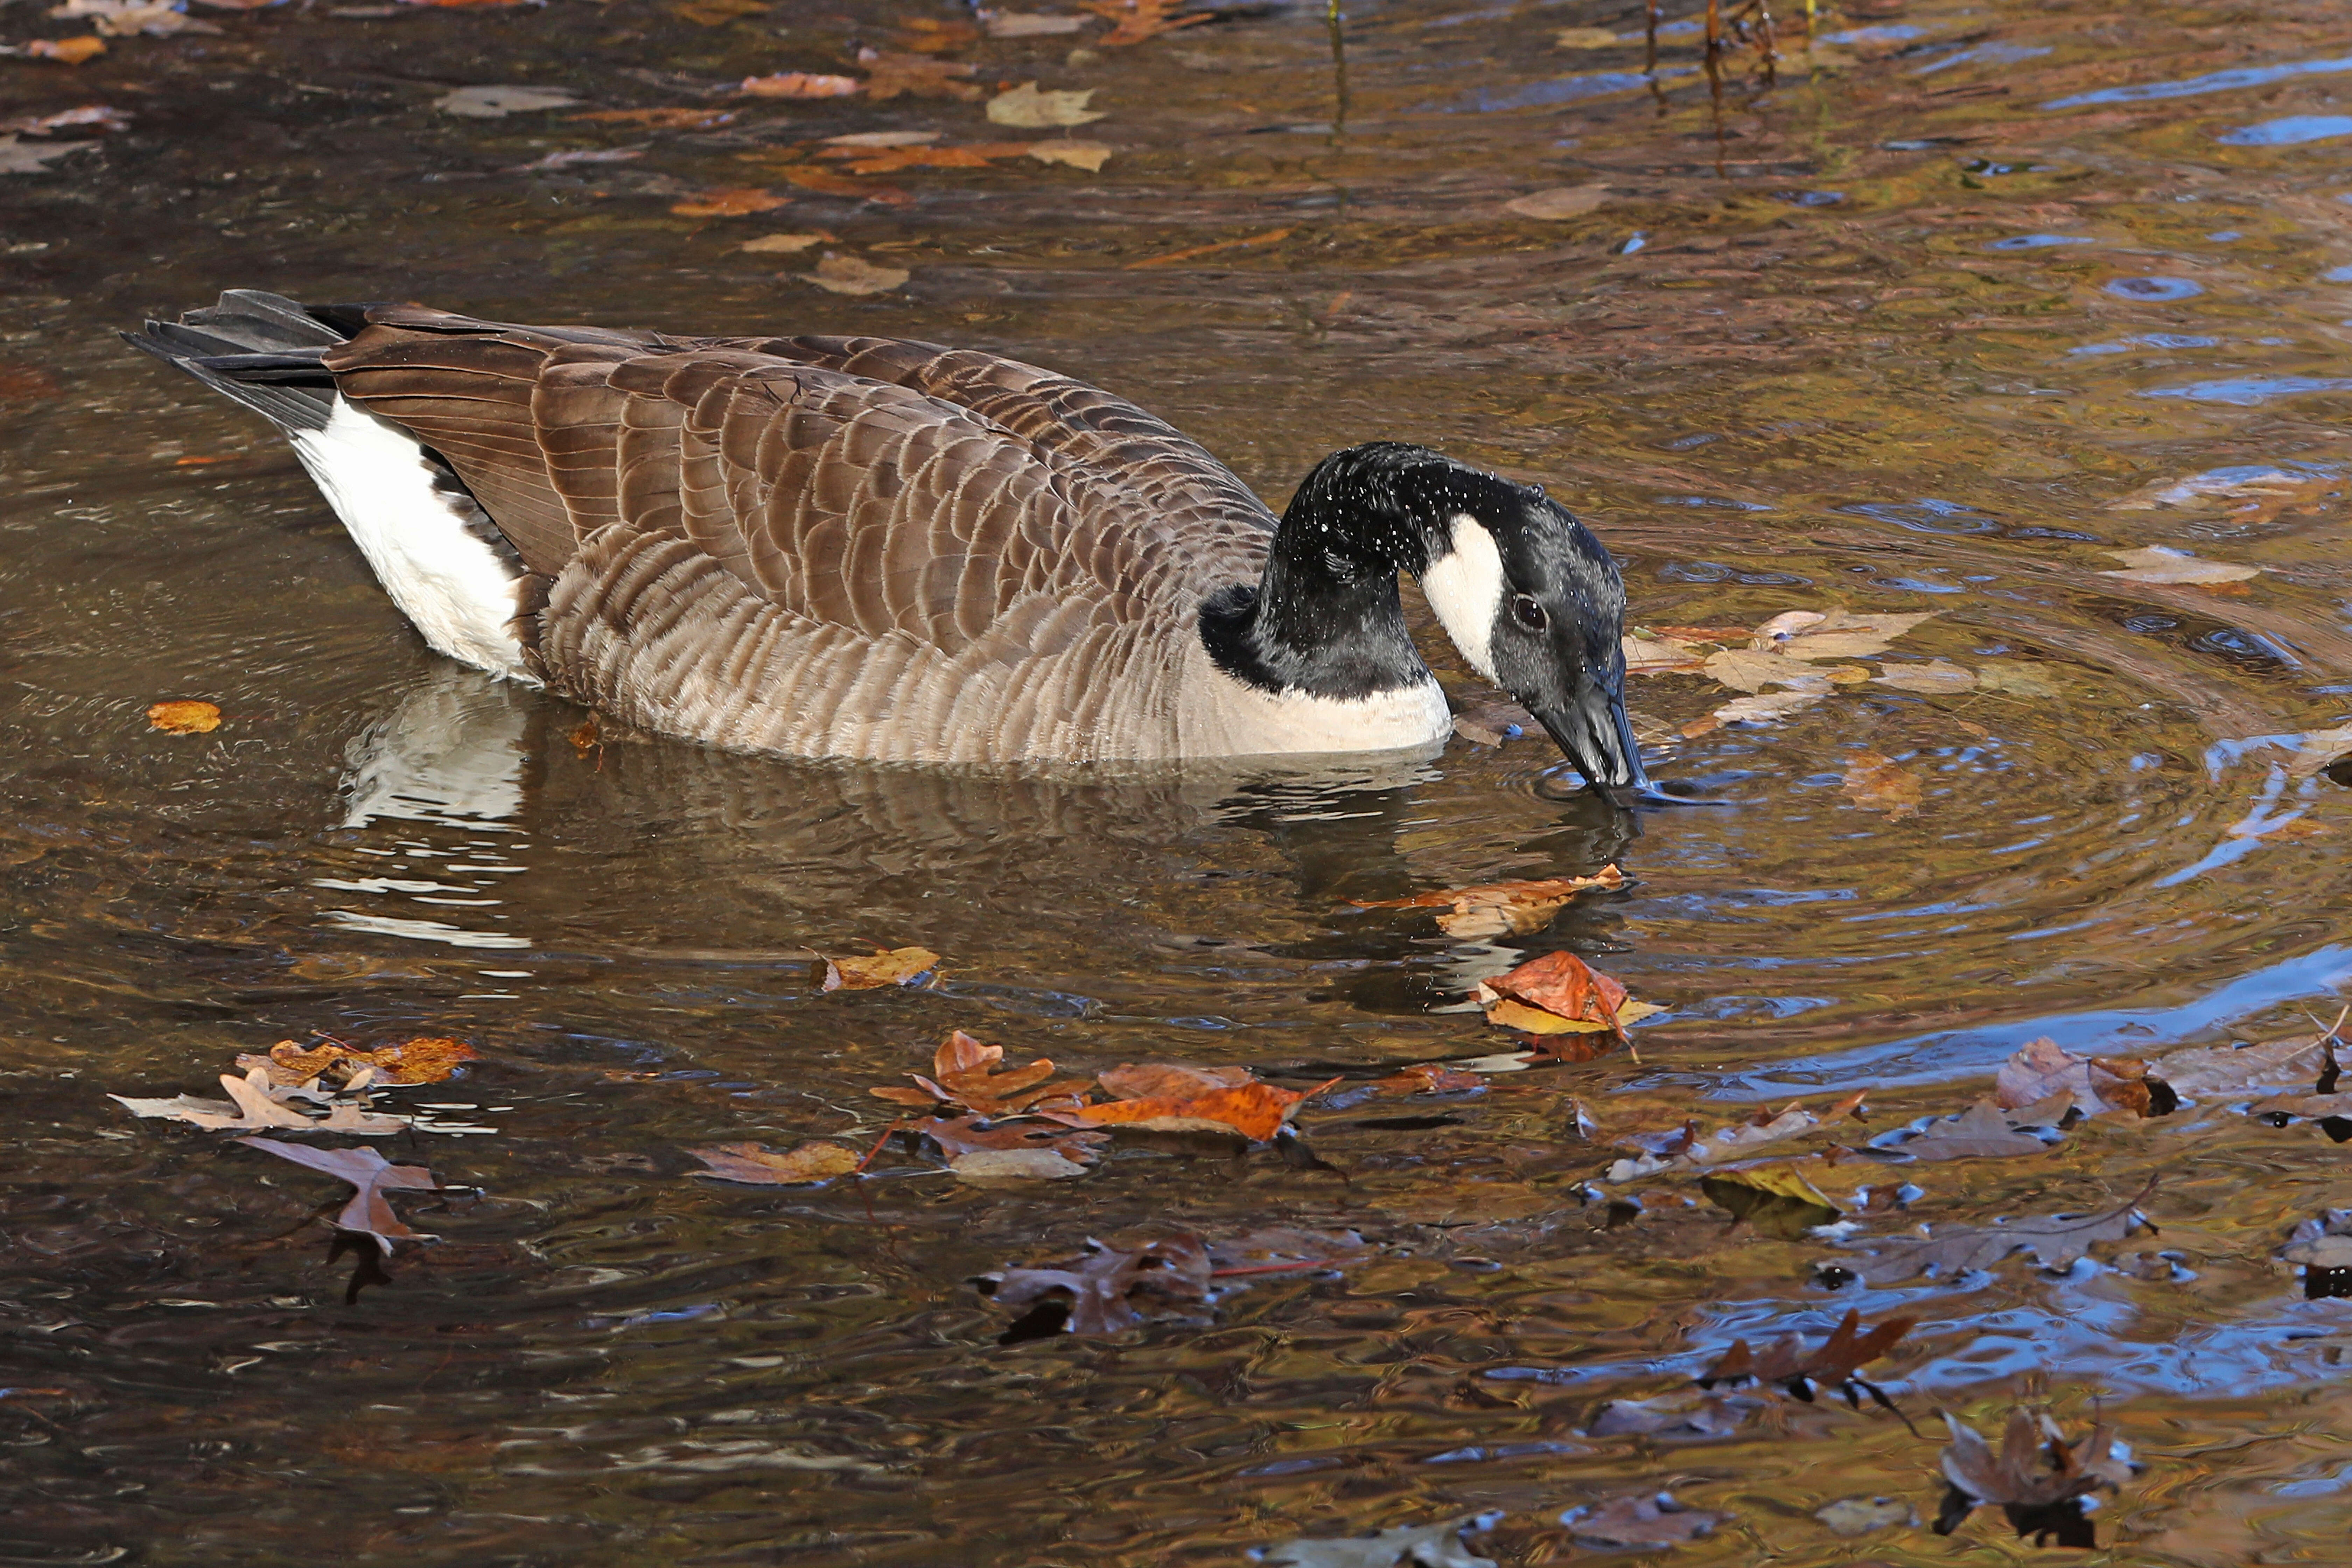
[987,80,1106,128]
[1476,950,1660,1045]
[234,1137,438,1253]
[804,253,911,296]
[979,1233,1212,1338]
[670,187,790,218]
[740,71,860,99]
[1934,1407,2139,1547]
[1349,863,1624,938]
[1560,1492,1727,1550]
[688,1141,860,1185]
[1995,1037,2162,1119]
[1841,752,1921,818]
[2099,545,2259,586]
[1822,1181,2154,1286]
[1257,1511,1501,1568]
[873,1030,1089,1117]
[1503,183,1612,220]
[147,699,221,734]
[821,945,938,991]
[242,1036,478,1087]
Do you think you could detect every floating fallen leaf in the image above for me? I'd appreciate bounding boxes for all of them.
[1553,25,1618,47]
[0,104,129,136]
[1503,183,1612,220]
[1044,1076,1323,1141]
[1258,1512,1501,1568]
[1077,0,1210,46]
[23,35,107,63]
[1699,1162,1841,1237]
[2281,1209,2352,1297]
[1560,1492,1727,1551]
[1973,659,2061,698]
[1815,1496,1917,1536]
[1995,1037,2162,1119]
[112,1067,313,1132]
[1622,632,1711,673]
[2099,545,2259,586]
[1606,1100,1832,1180]
[804,252,911,296]
[1772,609,1938,662]
[0,137,79,174]
[2149,1034,2330,1099]
[1841,752,1921,818]
[236,1138,439,1253]
[1684,688,1828,737]
[1096,1061,1251,1099]
[891,14,979,50]
[948,1147,1093,1180]
[740,71,861,99]
[515,147,644,172]
[1874,1099,2057,1161]
[987,10,1090,37]
[1871,660,1976,695]
[819,141,1024,175]
[1698,1306,1914,1412]
[1822,1181,2154,1286]
[241,1036,478,1087]
[1704,647,1829,694]
[978,1233,1212,1338]
[737,231,830,254]
[1586,1391,1756,1439]
[689,1140,860,1184]
[570,106,737,130]
[1933,1407,2138,1547]
[906,1113,1107,1175]
[1478,949,1642,1040]
[987,80,1105,128]
[855,47,982,102]
[820,945,938,991]
[2282,726,2352,779]
[1350,863,1625,938]
[146,699,221,734]
[872,1030,1090,1116]
[759,163,910,203]
[670,186,791,218]
[1319,1062,1488,1112]
[1027,139,1113,172]
[436,85,582,119]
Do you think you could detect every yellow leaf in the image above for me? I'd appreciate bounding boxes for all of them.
[690,1141,861,1184]
[987,81,1105,128]
[147,699,221,734]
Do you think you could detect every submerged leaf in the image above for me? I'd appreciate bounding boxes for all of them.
[1841,752,1922,818]
[2099,545,2259,586]
[979,1233,1212,1337]
[1700,1162,1841,1236]
[1257,1512,1500,1568]
[1871,660,1977,695]
[804,252,910,296]
[1823,1182,2155,1286]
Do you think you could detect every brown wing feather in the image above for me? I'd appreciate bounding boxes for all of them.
[318,310,1275,761]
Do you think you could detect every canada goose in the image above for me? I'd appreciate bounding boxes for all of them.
[129,290,1649,791]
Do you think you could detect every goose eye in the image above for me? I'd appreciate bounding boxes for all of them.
[1510,593,1548,632]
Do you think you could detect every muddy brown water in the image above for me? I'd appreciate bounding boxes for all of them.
[5,0,2352,1562]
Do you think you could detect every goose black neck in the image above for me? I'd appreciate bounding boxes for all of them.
[1199,443,1446,699]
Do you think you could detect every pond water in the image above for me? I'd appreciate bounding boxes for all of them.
[5,0,2352,1562]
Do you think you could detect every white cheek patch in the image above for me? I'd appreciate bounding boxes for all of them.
[1420,513,1505,682]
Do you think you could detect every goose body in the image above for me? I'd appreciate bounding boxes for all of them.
[131,291,1647,786]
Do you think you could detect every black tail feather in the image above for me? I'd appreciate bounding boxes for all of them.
[125,289,374,432]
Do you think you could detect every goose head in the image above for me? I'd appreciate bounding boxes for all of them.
[1292,443,1650,797]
